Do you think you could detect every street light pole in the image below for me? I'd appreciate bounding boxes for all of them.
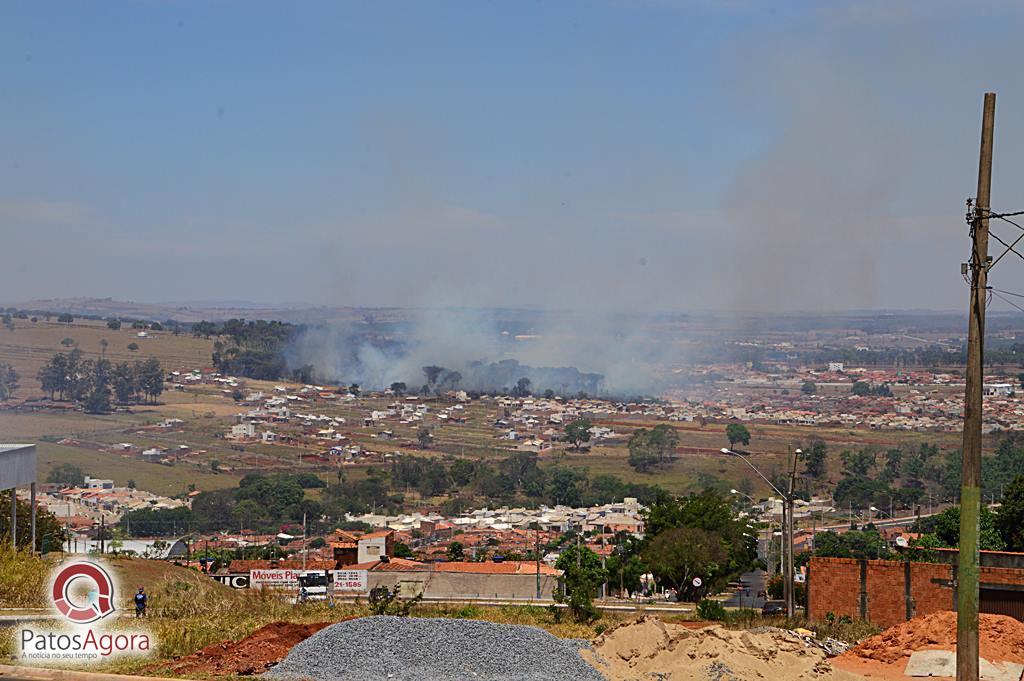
[721,447,800,618]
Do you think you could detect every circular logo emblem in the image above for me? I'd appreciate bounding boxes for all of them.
[51,562,116,623]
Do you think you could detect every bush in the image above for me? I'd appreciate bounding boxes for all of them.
[696,598,727,621]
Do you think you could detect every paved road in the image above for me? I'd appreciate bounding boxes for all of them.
[723,569,767,610]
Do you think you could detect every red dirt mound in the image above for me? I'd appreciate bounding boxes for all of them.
[157,620,340,676]
[845,610,1024,665]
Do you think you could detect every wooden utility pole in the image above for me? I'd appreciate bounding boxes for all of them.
[958,91,996,681]
[785,448,799,618]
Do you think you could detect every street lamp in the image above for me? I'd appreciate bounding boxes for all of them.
[721,447,801,618]
[730,488,756,503]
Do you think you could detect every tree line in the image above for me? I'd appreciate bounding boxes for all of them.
[118,452,666,537]
[37,350,163,412]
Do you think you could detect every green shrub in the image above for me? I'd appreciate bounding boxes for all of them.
[696,598,727,621]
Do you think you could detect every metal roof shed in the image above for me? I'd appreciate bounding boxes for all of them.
[0,444,38,551]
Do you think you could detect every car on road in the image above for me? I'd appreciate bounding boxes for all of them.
[761,600,787,616]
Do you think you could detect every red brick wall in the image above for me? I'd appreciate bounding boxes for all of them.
[809,557,1024,626]
[981,565,1024,586]
[807,557,861,622]
[910,561,952,616]
[864,560,908,629]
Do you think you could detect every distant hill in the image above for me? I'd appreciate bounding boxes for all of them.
[0,297,387,324]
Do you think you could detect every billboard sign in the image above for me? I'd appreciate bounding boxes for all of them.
[331,570,368,592]
[249,569,301,589]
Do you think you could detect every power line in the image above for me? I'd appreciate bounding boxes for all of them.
[990,287,1024,299]
[988,230,1024,269]
[990,290,1024,315]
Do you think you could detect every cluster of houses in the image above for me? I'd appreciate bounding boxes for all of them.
[660,364,1024,433]
[26,476,190,533]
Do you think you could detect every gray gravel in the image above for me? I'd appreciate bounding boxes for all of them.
[263,616,606,681]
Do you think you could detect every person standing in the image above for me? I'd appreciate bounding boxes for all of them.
[134,586,147,618]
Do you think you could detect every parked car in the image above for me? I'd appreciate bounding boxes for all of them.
[761,600,787,616]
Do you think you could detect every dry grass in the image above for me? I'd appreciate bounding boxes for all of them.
[0,319,213,395]
[0,545,49,608]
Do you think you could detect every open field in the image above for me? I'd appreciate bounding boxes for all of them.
[0,319,213,394]
[35,442,239,495]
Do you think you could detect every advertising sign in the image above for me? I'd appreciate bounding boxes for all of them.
[331,570,369,592]
[212,573,250,589]
[249,569,301,589]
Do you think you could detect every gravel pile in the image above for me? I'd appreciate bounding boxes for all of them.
[263,616,605,681]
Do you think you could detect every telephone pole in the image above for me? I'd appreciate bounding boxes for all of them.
[785,448,799,618]
[958,91,995,681]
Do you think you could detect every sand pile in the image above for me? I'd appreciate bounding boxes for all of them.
[844,611,1024,666]
[154,621,335,676]
[584,616,863,680]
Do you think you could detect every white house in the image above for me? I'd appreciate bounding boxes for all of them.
[230,423,256,440]
[985,383,1014,397]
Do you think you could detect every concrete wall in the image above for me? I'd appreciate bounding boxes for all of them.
[367,571,561,600]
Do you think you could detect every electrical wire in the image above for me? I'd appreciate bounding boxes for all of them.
[988,230,1024,269]
[990,289,1024,314]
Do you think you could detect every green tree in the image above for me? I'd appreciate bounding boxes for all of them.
[725,423,750,448]
[57,313,74,323]
[801,380,816,395]
[997,475,1024,551]
[112,362,137,403]
[38,353,69,400]
[389,382,407,395]
[136,357,164,403]
[511,376,532,397]
[0,363,19,401]
[641,491,756,591]
[46,464,86,487]
[766,573,806,605]
[547,466,586,506]
[60,337,75,347]
[840,449,876,477]
[803,440,828,480]
[564,418,592,450]
[0,492,66,552]
[106,318,121,331]
[925,505,1004,551]
[813,528,893,560]
[83,358,112,414]
[446,541,465,561]
[851,381,871,396]
[627,424,679,473]
[127,342,139,351]
[417,426,433,449]
[553,545,607,623]
[643,527,727,602]
[627,429,660,473]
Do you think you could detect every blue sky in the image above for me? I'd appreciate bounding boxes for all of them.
[3,1,1024,312]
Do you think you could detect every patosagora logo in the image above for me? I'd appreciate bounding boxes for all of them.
[50,562,116,624]
[18,559,152,661]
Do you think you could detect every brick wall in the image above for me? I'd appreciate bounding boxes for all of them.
[807,557,862,622]
[910,561,952,616]
[808,556,1024,627]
